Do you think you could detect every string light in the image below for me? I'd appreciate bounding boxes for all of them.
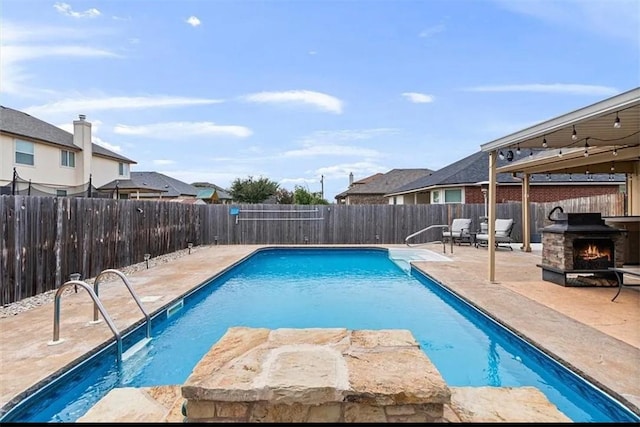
[529,149,533,158]
[516,144,521,155]
[613,147,618,156]
[571,125,577,141]
[568,173,572,181]
[498,150,505,160]
[542,136,548,148]
[558,149,563,158]
[614,112,621,128]
[583,138,590,157]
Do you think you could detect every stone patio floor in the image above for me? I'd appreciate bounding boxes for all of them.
[0,243,638,420]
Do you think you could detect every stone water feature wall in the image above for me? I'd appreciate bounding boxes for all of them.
[80,327,572,423]
[181,327,449,423]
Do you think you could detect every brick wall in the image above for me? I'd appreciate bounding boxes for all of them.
[464,185,620,204]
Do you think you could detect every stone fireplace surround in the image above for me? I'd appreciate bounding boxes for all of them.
[539,212,626,286]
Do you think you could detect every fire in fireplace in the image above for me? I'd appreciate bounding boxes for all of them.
[573,238,614,270]
[538,208,626,286]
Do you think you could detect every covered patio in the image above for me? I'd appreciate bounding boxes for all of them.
[480,87,640,282]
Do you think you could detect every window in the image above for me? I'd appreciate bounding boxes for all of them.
[61,150,75,167]
[118,162,129,176]
[431,188,464,204]
[431,190,440,204]
[444,189,463,203]
[56,189,67,197]
[15,140,34,165]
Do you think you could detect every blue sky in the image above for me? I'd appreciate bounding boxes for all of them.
[1,0,638,201]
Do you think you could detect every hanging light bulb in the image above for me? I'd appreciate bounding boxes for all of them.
[529,149,533,158]
[558,148,563,157]
[613,147,618,156]
[569,173,572,181]
[516,144,521,155]
[542,136,548,148]
[546,173,551,180]
[614,112,621,128]
[498,150,505,160]
[583,138,590,157]
[611,161,615,172]
[571,125,577,141]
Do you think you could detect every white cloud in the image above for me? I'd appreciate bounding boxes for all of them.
[494,0,640,45]
[464,83,619,96]
[243,90,343,114]
[279,177,317,185]
[283,144,382,158]
[299,128,398,143]
[153,159,176,166]
[54,2,101,18]
[93,137,122,153]
[0,21,119,95]
[315,161,388,181]
[419,24,445,38]
[402,92,435,103]
[113,121,253,139]
[24,96,224,116]
[186,16,201,27]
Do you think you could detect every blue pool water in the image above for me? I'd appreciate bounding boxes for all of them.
[2,248,637,422]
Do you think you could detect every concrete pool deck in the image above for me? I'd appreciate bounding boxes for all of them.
[0,243,638,420]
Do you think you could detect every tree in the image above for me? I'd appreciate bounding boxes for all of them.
[229,176,279,203]
[274,188,294,204]
[293,185,329,205]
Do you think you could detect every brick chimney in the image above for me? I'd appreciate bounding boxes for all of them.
[73,114,92,184]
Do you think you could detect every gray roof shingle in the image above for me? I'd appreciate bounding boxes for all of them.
[130,172,198,197]
[337,169,433,197]
[389,150,623,195]
[0,105,135,163]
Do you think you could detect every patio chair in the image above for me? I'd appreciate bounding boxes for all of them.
[442,218,473,246]
[475,218,514,250]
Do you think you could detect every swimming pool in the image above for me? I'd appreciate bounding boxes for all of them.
[2,248,638,422]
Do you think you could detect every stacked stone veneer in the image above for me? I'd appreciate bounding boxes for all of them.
[542,231,625,271]
[181,327,450,423]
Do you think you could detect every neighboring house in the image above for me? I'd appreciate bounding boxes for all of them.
[385,150,625,205]
[0,106,136,197]
[100,171,199,200]
[193,182,233,204]
[335,169,433,205]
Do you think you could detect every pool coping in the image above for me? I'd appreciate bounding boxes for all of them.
[1,244,638,420]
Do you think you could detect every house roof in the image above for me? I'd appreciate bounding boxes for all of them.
[193,182,232,200]
[0,105,136,164]
[335,169,433,199]
[196,187,232,200]
[130,171,198,197]
[97,179,167,193]
[386,150,624,197]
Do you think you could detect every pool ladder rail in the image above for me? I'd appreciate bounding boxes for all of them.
[48,269,152,363]
[404,224,453,253]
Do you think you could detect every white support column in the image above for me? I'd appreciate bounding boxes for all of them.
[488,151,497,282]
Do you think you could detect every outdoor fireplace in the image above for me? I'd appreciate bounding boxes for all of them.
[538,209,626,286]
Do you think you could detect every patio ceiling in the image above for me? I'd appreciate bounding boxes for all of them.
[481,87,640,174]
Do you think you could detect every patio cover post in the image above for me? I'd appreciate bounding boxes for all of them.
[521,173,531,252]
[488,151,497,282]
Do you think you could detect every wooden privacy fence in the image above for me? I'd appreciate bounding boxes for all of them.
[0,193,624,305]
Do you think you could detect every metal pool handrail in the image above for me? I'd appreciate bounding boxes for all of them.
[51,280,123,363]
[93,269,151,339]
[405,224,452,253]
